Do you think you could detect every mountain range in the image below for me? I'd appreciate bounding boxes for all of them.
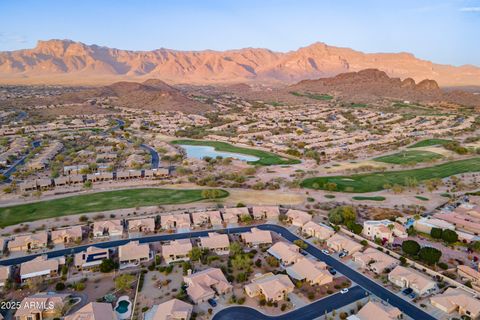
[1,39,480,87]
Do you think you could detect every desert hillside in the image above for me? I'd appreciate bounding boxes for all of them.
[288,68,480,106]
[1,39,480,86]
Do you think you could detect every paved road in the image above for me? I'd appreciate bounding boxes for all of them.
[140,143,160,169]
[214,285,367,320]
[109,118,160,169]
[1,140,41,183]
[0,224,435,320]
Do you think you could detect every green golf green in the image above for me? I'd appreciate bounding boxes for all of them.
[415,196,429,201]
[352,196,386,201]
[172,139,300,166]
[407,139,453,148]
[301,157,480,193]
[374,150,443,164]
[0,188,229,227]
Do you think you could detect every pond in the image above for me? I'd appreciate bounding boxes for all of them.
[179,144,260,162]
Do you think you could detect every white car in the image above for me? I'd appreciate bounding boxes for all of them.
[340,289,349,294]
[321,249,330,255]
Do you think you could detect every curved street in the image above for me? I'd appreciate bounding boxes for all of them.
[213,285,367,320]
[0,224,436,320]
[0,140,41,183]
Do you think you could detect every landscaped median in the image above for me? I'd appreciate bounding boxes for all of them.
[0,188,229,227]
[301,157,480,193]
[171,139,301,166]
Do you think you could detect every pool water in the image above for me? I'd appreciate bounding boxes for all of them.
[179,145,260,162]
[115,300,130,314]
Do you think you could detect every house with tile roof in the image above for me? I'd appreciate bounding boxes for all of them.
[286,209,312,227]
[7,232,48,252]
[65,302,116,320]
[162,239,193,264]
[245,272,294,302]
[15,292,70,320]
[119,241,151,267]
[144,298,193,320]
[267,242,302,267]
[302,221,335,240]
[326,234,362,255]
[286,257,332,286]
[347,301,402,320]
[430,288,480,319]
[352,248,399,274]
[388,265,436,296]
[241,228,272,247]
[20,255,65,282]
[51,226,83,245]
[128,218,155,234]
[93,220,123,238]
[199,232,230,255]
[252,206,280,220]
[183,268,232,304]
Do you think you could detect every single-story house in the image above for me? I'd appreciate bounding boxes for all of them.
[162,239,193,264]
[245,272,294,302]
[183,268,232,304]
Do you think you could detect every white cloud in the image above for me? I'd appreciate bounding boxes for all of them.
[460,7,480,12]
[0,32,27,44]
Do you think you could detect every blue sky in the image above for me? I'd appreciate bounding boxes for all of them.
[0,0,479,66]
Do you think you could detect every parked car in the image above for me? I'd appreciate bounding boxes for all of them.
[327,267,337,275]
[340,289,349,294]
[409,292,416,299]
[402,288,413,295]
[339,252,347,258]
[207,299,217,307]
[321,249,330,255]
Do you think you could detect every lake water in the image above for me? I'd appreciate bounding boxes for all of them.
[179,145,260,162]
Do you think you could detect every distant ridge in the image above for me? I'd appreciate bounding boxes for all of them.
[1,39,480,86]
[288,69,480,106]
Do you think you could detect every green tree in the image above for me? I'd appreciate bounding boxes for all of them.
[430,228,443,239]
[469,241,480,253]
[418,247,442,265]
[229,242,244,256]
[99,259,116,273]
[240,214,253,224]
[231,254,252,271]
[328,209,343,224]
[346,221,363,235]
[328,206,357,225]
[402,240,420,256]
[188,247,202,261]
[293,239,308,249]
[442,229,458,244]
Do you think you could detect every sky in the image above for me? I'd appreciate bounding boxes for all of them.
[0,0,479,66]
